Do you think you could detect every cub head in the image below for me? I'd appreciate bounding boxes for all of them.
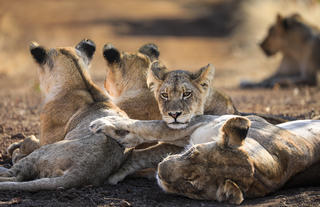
[103,43,160,97]
[157,117,253,204]
[260,13,311,56]
[147,62,215,129]
[30,39,96,98]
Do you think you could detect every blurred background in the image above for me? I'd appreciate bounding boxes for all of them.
[0,0,319,88]
[1,0,320,117]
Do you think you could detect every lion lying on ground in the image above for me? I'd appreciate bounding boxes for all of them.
[88,59,292,184]
[0,39,126,191]
[90,115,320,204]
[241,13,320,88]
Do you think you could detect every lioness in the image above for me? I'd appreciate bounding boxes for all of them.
[241,13,320,88]
[90,115,320,204]
[0,40,126,191]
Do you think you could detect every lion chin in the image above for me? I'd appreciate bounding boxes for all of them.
[167,122,189,129]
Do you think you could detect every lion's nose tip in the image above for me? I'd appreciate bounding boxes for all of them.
[168,111,182,119]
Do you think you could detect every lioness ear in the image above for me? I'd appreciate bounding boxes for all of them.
[216,179,244,204]
[30,42,47,65]
[291,13,301,19]
[276,14,292,31]
[147,61,168,90]
[220,117,250,148]
[282,13,301,31]
[75,39,96,61]
[139,43,160,61]
[191,64,215,89]
[103,43,121,64]
[276,13,283,25]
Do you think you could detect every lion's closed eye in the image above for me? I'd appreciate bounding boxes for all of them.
[186,174,200,182]
[115,129,129,137]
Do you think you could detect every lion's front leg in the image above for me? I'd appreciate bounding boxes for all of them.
[90,116,206,148]
[89,116,146,148]
[108,143,183,185]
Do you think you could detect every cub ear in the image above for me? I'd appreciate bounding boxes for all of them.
[216,179,244,204]
[75,39,96,60]
[191,64,215,89]
[220,117,250,148]
[30,42,47,65]
[146,61,168,90]
[103,43,121,64]
[139,43,160,61]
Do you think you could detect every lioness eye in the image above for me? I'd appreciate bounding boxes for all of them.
[161,92,168,99]
[183,92,192,98]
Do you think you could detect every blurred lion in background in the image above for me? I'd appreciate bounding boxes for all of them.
[240,13,320,88]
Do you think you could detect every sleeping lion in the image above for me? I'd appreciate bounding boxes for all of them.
[90,115,320,204]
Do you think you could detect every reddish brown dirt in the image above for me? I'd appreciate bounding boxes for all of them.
[1,0,320,206]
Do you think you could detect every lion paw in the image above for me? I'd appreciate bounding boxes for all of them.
[89,118,116,135]
[108,174,123,185]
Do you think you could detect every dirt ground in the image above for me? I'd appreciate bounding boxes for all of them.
[1,0,320,206]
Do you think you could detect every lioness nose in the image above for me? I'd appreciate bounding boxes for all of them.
[168,111,182,119]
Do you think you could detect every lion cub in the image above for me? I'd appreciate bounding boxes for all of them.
[241,13,320,88]
[0,40,126,191]
[147,62,236,129]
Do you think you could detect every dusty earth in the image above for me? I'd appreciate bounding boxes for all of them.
[1,0,320,206]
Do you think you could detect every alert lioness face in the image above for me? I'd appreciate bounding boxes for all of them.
[260,13,311,56]
[147,62,215,129]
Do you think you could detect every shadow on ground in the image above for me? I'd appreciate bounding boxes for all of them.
[57,0,242,38]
